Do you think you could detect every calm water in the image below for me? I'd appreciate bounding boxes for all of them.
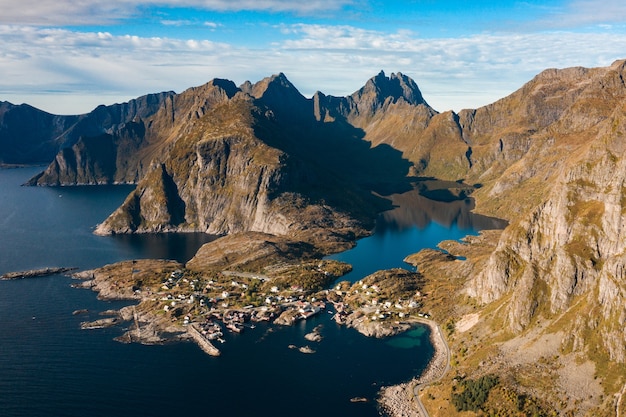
[327,186,506,281]
[0,167,496,417]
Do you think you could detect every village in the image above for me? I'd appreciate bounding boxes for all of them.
[77,258,429,356]
[138,262,429,354]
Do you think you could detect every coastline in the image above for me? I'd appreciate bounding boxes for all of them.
[1,267,77,280]
[378,318,450,417]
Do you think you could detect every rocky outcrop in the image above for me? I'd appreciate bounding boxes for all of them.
[92,95,386,252]
[27,82,237,185]
[466,59,626,363]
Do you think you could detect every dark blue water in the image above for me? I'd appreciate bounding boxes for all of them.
[327,187,506,282]
[0,167,491,417]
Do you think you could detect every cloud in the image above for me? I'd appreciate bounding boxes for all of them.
[520,0,626,30]
[562,0,626,26]
[0,23,625,114]
[0,0,357,25]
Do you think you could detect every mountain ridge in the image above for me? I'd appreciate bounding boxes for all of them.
[5,61,626,415]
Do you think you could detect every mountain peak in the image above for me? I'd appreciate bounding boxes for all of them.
[350,70,430,115]
[247,72,301,100]
[244,72,310,119]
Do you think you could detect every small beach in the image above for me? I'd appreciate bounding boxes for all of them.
[379,319,450,417]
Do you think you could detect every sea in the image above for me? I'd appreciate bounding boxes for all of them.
[0,166,505,417]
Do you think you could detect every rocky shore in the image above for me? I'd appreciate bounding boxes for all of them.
[378,319,450,417]
[1,267,76,280]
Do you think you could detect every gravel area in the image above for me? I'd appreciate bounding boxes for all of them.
[378,319,450,417]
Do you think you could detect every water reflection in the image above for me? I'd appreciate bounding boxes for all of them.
[109,233,218,263]
[377,185,508,233]
[327,183,507,282]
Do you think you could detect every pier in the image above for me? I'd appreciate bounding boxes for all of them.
[187,324,221,356]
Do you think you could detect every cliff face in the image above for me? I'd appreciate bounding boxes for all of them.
[465,60,626,365]
[27,82,237,185]
[96,98,288,235]
[93,95,389,252]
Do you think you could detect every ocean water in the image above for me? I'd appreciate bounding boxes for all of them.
[0,167,491,417]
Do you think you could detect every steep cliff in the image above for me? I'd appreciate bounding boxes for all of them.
[27,81,237,185]
[93,94,391,252]
[460,64,626,380]
[399,60,626,416]
[0,93,173,167]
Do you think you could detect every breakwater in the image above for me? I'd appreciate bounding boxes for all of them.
[187,324,221,356]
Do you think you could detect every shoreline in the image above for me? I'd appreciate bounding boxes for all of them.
[1,267,77,280]
[378,318,450,417]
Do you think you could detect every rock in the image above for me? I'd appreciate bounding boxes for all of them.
[304,325,323,342]
[298,345,315,354]
[80,317,119,329]
[350,397,368,403]
[72,309,89,315]
[1,267,76,280]
[274,309,299,326]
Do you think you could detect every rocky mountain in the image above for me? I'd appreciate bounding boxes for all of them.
[7,71,424,251]
[0,92,173,166]
[26,81,240,185]
[6,61,626,414]
[393,60,626,417]
[467,61,626,350]
[92,74,418,252]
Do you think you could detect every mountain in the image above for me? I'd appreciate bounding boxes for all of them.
[26,82,238,185]
[399,60,626,417]
[0,93,173,166]
[13,71,424,251]
[91,74,418,252]
[6,62,626,415]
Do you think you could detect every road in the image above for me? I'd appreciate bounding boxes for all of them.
[412,319,452,417]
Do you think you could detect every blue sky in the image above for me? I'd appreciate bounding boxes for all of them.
[1,0,626,114]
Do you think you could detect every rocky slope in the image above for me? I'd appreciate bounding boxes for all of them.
[7,61,626,414]
[0,93,173,166]
[468,60,626,340]
[397,60,626,417]
[26,81,238,185]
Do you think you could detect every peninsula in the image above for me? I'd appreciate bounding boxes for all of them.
[1,267,76,280]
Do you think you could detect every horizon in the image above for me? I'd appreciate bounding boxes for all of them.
[1,0,626,114]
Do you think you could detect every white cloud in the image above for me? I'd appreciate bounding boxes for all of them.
[558,0,626,27]
[0,24,625,114]
[0,0,357,25]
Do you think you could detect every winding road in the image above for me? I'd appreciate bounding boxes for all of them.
[411,319,452,417]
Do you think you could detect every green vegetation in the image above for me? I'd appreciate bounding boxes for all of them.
[265,260,351,292]
[451,374,499,412]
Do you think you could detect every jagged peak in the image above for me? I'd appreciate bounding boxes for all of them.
[206,78,239,98]
[351,70,430,110]
[247,72,304,100]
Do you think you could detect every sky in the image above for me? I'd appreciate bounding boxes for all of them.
[1,0,626,114]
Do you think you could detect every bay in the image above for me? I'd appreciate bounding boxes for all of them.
[0,167,496,417]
